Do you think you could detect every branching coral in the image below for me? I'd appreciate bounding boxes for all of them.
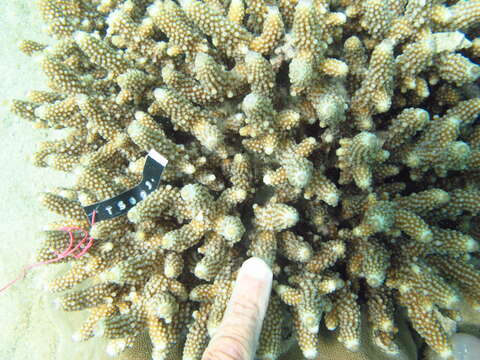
[10,0,480,359]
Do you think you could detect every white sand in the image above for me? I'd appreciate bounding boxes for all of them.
[0,2,109,359]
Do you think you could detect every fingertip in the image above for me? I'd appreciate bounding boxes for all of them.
[239,257,273,283]
[202,258,273,360]
[231,257,273,325]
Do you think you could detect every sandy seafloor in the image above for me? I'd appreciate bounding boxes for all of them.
[0,1,112,359]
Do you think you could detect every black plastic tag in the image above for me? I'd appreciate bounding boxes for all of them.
[83,149,168,223]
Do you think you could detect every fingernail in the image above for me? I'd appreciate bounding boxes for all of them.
[239,257,273,282]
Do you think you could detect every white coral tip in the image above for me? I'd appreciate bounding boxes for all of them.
[302,348,318,359]
[106,339,126,357]
[153,88,168,101]
[73,31,88,44]
[344,338,360,351]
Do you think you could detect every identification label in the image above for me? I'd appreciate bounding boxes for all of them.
[83,149,168,223]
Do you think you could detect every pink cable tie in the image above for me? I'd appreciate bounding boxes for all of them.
[0,210,97,294]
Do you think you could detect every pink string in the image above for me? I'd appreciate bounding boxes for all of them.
[0,210,97,294]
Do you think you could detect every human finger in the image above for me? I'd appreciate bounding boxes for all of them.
[202,257,273,360]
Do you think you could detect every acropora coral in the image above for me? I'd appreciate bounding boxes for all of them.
[9,0,480,359]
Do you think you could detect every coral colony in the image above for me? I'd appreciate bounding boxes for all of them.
[9,0,480,359]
